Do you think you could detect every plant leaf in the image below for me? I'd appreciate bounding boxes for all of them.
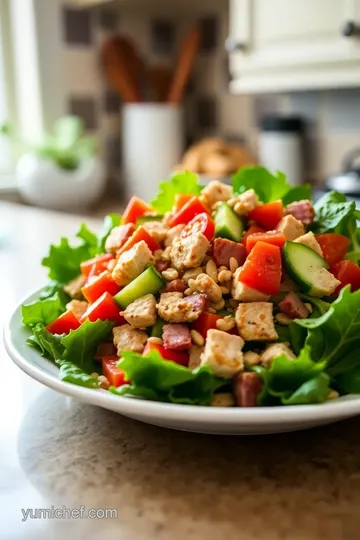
[22,293,66,328]
[150,170,202,214]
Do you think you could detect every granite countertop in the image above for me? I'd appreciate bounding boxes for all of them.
[2,201,360,540]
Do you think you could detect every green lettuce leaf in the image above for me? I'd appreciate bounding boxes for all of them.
[281,373,331,405]
[76,222,98,247]
[59,361,99,388]
[150,170,202,214]
[22,292,66,328]
[116,350,227,405]
[295,286,360,376]
[42,237,96,284]
[98,214,122,252]
[232,166,310,204]
[28,323,64,359]
[253,349,328,406]
[337,368,360,394]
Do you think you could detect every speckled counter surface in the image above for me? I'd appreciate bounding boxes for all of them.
[2,202,360,540]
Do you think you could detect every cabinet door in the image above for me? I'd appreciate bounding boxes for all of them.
[229,0,360,92]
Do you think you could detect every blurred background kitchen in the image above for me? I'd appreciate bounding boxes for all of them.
[1,0,360,214]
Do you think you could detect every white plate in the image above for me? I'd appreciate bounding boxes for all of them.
[5,290,360,435]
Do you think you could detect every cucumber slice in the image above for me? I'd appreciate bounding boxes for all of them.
[136,214,164,226]
[283,242,330,296]
[114,266,165,309]
[215,202,244,242]
[151,317,165,338]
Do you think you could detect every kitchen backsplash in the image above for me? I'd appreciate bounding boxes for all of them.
[62,1,360,187]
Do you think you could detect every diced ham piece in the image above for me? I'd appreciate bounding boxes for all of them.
[95,341,117,362]
[233,372,263,407]
[162,324,192,351]
[285,200,315,226]
[162,279,187,293]
[213,238,246,268]
[279,291,310,319]
[185,293,207,313]
[156,260,170,273]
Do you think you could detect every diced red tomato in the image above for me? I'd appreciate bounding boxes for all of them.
[121,196,153,225]
[248,201,284,230]
[81,254,114,278]
[102,355,129,387]
[117,226,160,256]
[168,196,210,227]
[173,193,194,212]
[331,260,360,295]
[316,234,350,267]
[143,341,189,367]
[246,230,286,254]
[80,292,125,325]
[238,241,282,295]
[181,212,215,241]
[46,310,80,335]
[81,271,121,303]
[192,311,237,339]
[241,225,265,245]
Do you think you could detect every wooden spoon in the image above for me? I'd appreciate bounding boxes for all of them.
[148,65,173,102]
[167,25,202,104]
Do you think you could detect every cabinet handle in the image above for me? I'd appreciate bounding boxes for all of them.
[225,36,246,52]
[341,20,360,37]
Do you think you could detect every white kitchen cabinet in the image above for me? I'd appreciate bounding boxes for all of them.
[228,0,360,93]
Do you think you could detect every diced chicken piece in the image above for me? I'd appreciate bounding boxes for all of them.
[142,221,168,244]
[199,180,233,208]
[157,292,206,323]
[294,231,323,257]
[235,302,278,341]
[279,291,309,319]
[112,240,154,286]
[232,268,271,302]
[162,279,187,293]
[276,215,305,241]
[122,294,157,328]
[213,237,246,268]
[210,393,235,407]
[112,324,147,355]
[200,329,244,378]
[233,372,263,407]
[312,268,341,297]
[164,224,185,248]
[260,342,296,367]
[243,351,261,367]
[162,323,191,350]
[232,189,260,215]
[285,200,315,226]
[188,344,204,370]
[170,232,209,270]
[66,299,88,320]
[191,273,222,303]
[64,274,86,300]
[105,223,135,254]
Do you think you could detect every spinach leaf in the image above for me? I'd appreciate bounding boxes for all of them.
[282,184,312,205]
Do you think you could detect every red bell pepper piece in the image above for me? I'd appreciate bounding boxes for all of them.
[238,241,282,295]
[121,196,153,224]
[192,311,237,339]
[102,355,129,387]
[168,196,209,227]
[181,212,215,241]
[80,253,114,277]
[246,230,286,254]
[143,341,189,367]
[316,234,350,267]
[331,260,360,295]
[46,310,80,335]
[117,226,160,256]
[173,193,194,212]
[81,271,121,303]
[242,225,265,245]
[248,201,284,230]
[80,292,125,325]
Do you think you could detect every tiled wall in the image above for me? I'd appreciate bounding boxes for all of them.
[61,2,360,188]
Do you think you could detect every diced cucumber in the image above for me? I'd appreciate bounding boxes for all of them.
[136,214,164,226]
[215,202,244,242]
[151,317,165,338]
[283,242,330,296]
[114,266,165,309]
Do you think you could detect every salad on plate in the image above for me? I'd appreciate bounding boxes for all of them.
[21,167,360,407]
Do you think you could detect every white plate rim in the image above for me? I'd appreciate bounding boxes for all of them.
[4,288,360,428]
